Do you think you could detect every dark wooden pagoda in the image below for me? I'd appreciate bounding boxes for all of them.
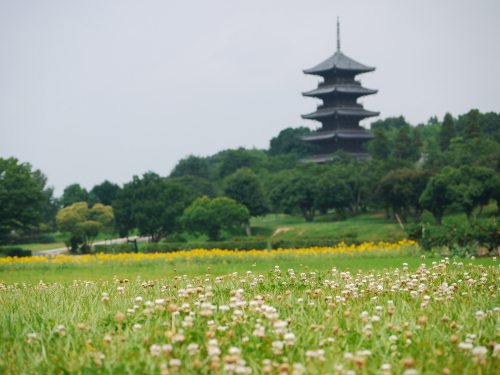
[301,20,379,162]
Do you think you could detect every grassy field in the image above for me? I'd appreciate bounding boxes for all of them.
[1,255,499,374]
[3,257,484,285]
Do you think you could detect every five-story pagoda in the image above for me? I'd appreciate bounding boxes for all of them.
[301,20,379,162]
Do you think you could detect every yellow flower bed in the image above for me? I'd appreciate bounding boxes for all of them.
[0,240,418,267]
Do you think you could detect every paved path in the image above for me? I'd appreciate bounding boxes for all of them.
[32,236,150,256]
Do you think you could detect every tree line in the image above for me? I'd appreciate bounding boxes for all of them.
[1,109,499,249]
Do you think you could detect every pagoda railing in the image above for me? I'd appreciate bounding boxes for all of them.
[318,80,361,87]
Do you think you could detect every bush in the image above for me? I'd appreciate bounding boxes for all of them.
[407,218,500,256]
[144,240,268,253]
[270,238,361,249]
[93,243,137,254]
[0,246,32,257]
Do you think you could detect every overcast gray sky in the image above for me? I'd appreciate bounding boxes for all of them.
[1,1,499,195]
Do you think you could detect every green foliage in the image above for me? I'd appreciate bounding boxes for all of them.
[216,149,262,179]
[0,246,32,257]
[113,172,193,242]
[393,126,421,161]
[268,126,318,158]
[370,115,409,130]
[439,113,456,151]
[463,109,482,140]
[181,196,250,241]
[0,157,44,243]
[168,175,219,199]
[223,168,269,217]
[408,218,500,256]
[144,239,268,252]
[419,167,461,226]
[61,184,90,208]
[369,128,391,160]
[169,155,212,180]
[90,180,120,206]
[56,202,114,253]
[377,168,432,223]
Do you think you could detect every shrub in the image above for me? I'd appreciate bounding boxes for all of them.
[144,240,268,253]
[0,246,32,257]
[270,238,361,249]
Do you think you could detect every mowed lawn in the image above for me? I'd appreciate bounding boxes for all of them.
[2,257,496,285]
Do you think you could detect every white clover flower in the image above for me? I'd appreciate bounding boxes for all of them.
[381,364,391,370]
[458,342,473,350]
[170,359,181,367]
[219,305,230,311]
[272,341,284,350]
[228,347,241,355]
[133,323,142,330]
[404,370,418,375]
[471,346,488,356]
[476,310,486,320]
[150,344,161,356]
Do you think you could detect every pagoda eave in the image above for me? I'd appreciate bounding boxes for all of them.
[301,108,380,120]
[302,86,377,98]
[300,152,371,163]
[301,130,376,143]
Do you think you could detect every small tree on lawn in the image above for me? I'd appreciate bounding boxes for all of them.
[56,202,114,253]
[181,196,250,241]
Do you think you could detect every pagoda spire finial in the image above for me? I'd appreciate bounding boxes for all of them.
[337,17,341,52]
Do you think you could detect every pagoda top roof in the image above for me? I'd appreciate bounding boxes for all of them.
[301,130,375,142]
[301,107,379,120]
[304,51,375,75]
[300,152,371,163]
[303,84,377,97]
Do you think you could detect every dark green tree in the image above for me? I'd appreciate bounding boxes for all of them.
[370,128,391,160]
[217,149,261,179]
[268,127,318,158]
[169,155,212,180]
[90,180,120,206]
[419,167,461,226]
[464,109,482,140]
[270,173,318,222]
[223,168,269,235]
[32,169,60,229]
[370,116,409,130]
[394,126,413,160]
[315,174,353,216]
[409,127,423,162]
[0,157,44,242]
[181,196,250,241]
[61,184,89,207]
[113,172,193,242]
[439,113,456,151]
[168,175,219,199]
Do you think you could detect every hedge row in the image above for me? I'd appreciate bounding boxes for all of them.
[93,243,137,254]
[0,246,32,257]
[143,240,269,253]
[407,218,500,255]
[269,238,361,249]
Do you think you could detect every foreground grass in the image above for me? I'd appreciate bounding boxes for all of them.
[1,258,499,374]
[0,258,462,285]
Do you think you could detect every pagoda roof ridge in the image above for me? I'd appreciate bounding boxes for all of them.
[303,84,377,97]
[304,51,375,75]
[301,129,376,142]
[301,107,379,120]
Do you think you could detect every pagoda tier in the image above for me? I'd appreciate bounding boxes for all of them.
[300,22,378,163]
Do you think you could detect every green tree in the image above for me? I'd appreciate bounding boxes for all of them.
[268,127,318,158]
[181,196,250,241]
[113,172,193,242]
[394,126,413,160]
[315,174,353,216]
[56,202,114,253]
[90,180,120,206]
[61,184,89,207]
[168,175,219,199]
[0,157,44,242]
[455,165,500,221]
[409,127,423,162]
[32,169,60,229]
[223,168,269,235]
[169,155,212,180]
[371,116,409,130]
[439,113,456,151]
[463,109,482,140]
[377,169,432,223]
[370,128,391,160]
[270,173,318,222]
[217,149,261,179]
[419,167,461,226]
